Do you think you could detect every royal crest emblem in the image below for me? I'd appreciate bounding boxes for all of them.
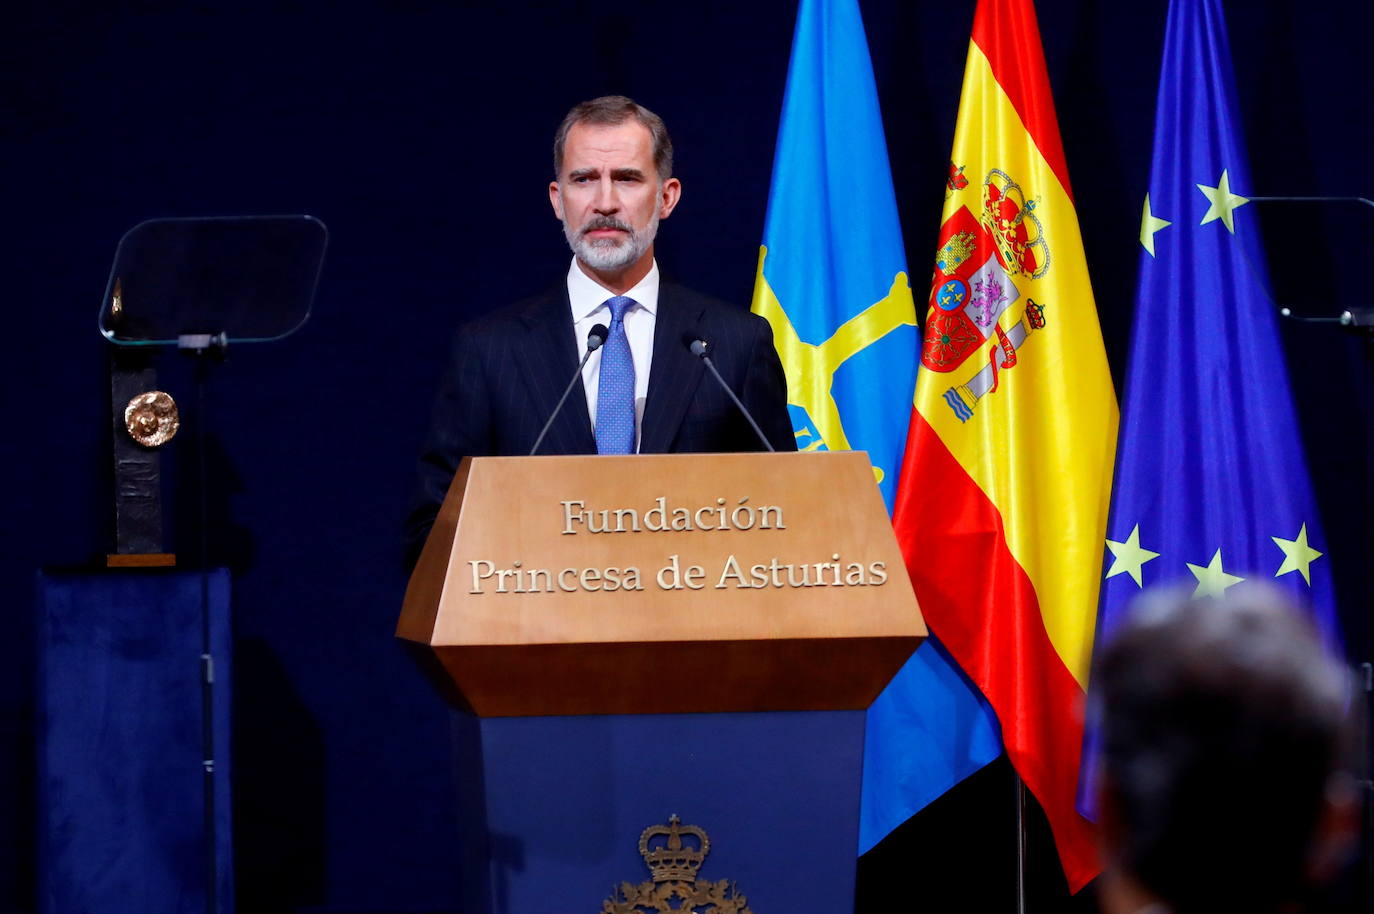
[981,169,1050,279]
[922,170,1054,416]
[602,815,752,914]
[923,207,998,373]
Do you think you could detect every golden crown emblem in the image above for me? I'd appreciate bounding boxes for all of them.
[981,168,1051,280]
[639,815,710,883]
[603,815,752,914]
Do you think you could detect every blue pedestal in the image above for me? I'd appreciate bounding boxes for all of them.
[454,710,865,914]
[36,570,234,914]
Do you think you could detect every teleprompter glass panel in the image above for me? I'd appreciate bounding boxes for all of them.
[99,215,327,346]
[1245,196,1374,320]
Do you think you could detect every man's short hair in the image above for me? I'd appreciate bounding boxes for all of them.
[552,95,674,181]
[1095,584,1349,913]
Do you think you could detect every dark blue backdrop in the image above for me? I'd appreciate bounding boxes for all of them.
[6,1,1372,911]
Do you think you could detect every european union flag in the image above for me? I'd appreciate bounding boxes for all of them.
[751,0,1001,854]
[1084,0,1342,808]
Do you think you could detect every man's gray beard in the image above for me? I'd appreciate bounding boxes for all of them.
[562,209,660,272]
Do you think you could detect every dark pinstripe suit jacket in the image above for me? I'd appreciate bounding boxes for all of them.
[405,280,796,560]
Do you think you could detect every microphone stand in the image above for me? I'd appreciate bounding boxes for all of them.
[687,338,775,453]
[530,324,607,456]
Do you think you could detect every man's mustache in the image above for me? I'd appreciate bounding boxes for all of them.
[580,216,633,236]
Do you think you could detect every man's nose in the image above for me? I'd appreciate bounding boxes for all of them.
[592,177,619,213]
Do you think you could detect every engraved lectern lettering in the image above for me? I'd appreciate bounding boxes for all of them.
[562,497,785,535]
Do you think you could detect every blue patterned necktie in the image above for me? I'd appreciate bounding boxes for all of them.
[595,296,636,454]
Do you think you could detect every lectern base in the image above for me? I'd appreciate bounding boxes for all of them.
[453,710,865,914]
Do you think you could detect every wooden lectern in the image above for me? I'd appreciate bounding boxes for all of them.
[398,451,925,913]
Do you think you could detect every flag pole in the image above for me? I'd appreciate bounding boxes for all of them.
[1015,769,1028,914]
[1360,663,1373,905]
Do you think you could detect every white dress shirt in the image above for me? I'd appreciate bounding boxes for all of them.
[566,257,658,451]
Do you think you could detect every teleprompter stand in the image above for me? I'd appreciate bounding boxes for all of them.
[47,216,329,914]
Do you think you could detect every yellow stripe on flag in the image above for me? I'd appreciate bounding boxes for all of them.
[914,41,1118,686]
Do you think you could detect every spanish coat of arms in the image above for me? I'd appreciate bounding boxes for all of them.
[921,165,1052,421]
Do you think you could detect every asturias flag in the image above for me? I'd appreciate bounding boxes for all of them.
[1083,0,1342,809]
[750,0,1002,855]
[892,0,1118,891]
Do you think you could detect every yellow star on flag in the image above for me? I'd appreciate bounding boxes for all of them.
[1186,548,1246,598]
[1140,194,1172,257]
[1105,524,1160,587]
[1197,169,1249,233]
[1272,523,1324,585]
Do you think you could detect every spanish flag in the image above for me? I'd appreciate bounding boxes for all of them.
[893,0,1118,890]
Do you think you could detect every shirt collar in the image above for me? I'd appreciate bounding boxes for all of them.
[566,256,660,321]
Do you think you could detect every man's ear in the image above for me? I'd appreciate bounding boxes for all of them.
[659,177,682,219]
[549,181,564,220]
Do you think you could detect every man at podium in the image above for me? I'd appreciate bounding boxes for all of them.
[407,95,794,560]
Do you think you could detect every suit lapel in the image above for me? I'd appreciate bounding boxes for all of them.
[641,282,706,453]
[516,288,596,454]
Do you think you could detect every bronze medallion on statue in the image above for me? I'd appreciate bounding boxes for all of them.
[602,815,752,914]
[124,390,180,448]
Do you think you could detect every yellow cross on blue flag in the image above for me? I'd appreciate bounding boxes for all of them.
[750,0,1002,854]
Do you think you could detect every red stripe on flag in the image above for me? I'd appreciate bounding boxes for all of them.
[970,0,1074,201]
[894,408,1100,890]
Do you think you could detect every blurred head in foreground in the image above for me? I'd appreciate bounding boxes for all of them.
[1094,584,1355,914]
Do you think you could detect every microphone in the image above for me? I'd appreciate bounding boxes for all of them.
[529,323,608,456]
[685,336,776,453]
